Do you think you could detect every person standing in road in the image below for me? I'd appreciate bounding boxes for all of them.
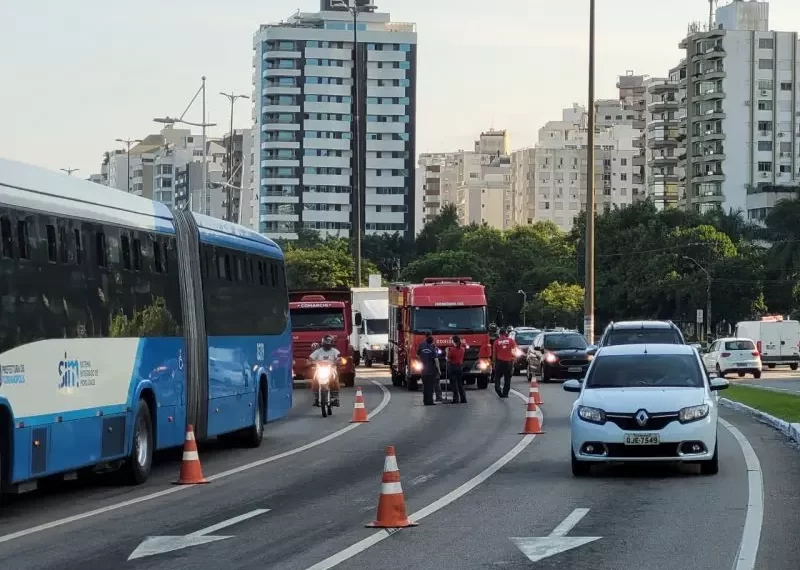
[417,334,440,406]
[493,327,517,398]
[447,335,467,404]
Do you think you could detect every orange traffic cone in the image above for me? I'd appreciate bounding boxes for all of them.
[174,425,208,485]
[366,446,418,528]
[520,396,545,435]
[350,387,369,423]
[528,378,543,405]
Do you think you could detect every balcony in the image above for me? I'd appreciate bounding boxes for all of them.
[701,68,726,80]
[695,171,725,183]
[653,154,679,165]
[648,117,680,129]
[698,151,725,162]
[699,130,725,141]
[651,172,680,183]
[649,80,680,94]
[696,90,725,102]
[707,46,725,59]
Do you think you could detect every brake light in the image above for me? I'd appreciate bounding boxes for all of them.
[752,351,760,357]
[757,341,762,354]
[721,352,731,357]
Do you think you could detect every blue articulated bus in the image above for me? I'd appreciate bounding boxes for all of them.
[0,157,292,492]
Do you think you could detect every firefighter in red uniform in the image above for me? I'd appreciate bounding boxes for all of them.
[493,327,517,398]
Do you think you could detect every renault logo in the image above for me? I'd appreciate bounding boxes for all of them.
[635,409,649,427]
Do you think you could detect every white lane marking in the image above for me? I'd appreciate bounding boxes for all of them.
[303,387,536,570]
[187,508,269,537]
[0,380,391,545]
[128,509,269,560]
[549,507,590,537]
[720,418,764,570]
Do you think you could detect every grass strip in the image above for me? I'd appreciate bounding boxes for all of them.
[725,384,800,423]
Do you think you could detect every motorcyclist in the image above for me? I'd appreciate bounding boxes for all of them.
[308,335,341,407]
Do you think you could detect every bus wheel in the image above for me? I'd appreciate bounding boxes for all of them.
[244,389,265,448]
[124,400,153,485]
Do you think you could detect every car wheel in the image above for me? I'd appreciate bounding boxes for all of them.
[715,364,725,379]
[753,371,762,379]
[699,442,719,475]
[791,364,798,371]
[571,449,590,477]
[526,367,532,382]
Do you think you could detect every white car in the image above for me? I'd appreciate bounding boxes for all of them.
[563,343,729,477]
[700,337,762,379]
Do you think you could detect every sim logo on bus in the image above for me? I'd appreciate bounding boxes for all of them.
[58,353,80,390]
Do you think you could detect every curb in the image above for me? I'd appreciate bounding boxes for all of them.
[719,397,800,445]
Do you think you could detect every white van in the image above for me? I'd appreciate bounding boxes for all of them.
[734,319,800,370]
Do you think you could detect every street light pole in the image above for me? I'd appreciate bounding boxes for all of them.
[60,167,79,176]
[518,289,528,326]
[220,91,249,222]
[683,255,712,341]
[115,138,143,193]
[351,1,363,287]
[583,0,597,344]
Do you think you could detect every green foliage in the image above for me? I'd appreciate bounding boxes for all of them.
[525,282,585,329]
[279,192,800,332]
[110,297,179,338]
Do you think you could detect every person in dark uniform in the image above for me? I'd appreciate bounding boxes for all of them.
[488,323,500,385]
[493,327,517,398]
[417,334,439,406]
[447,335,467,404]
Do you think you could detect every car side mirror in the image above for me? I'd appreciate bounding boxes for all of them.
[354,312,363,327]
[586,345,598,356]
[709,377,729,391]
[534,346,543,352]
[563,379,582,393]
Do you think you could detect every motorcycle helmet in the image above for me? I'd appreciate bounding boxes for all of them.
[321,335,334,350]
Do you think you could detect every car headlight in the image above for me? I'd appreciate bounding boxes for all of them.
[679,404,709,423]
[577,406,606,424]
[371,344,383,350]
[513,348,523,357]
[477,359,490,370]
[411,359,423,372]
[544,353,558,364]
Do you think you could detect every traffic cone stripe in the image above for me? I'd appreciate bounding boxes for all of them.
[383,454,399,472]
[380,481,404,495]
[182,450,200,461]
[354,402,365,409]
[185,431,196,441]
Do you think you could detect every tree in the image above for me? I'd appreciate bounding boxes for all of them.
[284,245,379,289]
[525,282,584,329]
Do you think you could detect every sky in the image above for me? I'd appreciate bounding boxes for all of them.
[2,0,800,177]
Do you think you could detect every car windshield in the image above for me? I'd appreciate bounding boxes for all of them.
[544,333,587,350]
[290,308,346,331]
[514,331,539,344]
[412,306,487,334]
[604,328,682,346]
[724,340,755,351]
[585,354,705,389]
[365,319,388,335]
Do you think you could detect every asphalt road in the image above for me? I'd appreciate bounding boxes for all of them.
[737,369,800,394]
[0,368,799,570]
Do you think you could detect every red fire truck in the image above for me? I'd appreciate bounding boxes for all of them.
[389,277,492,391]
[289,290,357,387]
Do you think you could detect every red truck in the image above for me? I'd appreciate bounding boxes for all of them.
[289,289,357,387]
[388,277,492,391]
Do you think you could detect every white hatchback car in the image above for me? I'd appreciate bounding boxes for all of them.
[564,343,729,477]
[701,337,762,379]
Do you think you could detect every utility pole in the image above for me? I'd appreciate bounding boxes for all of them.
[60,167,79,176]
[220,91,249,222]
[583,0,597,344]
[683,255,712,342]
[115,138,143,193]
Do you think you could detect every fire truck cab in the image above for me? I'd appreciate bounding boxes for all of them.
[289,290,356,387]
[389,277,492,391]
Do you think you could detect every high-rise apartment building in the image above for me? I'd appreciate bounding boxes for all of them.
[616,72,648,200]
[220,129,253,224]
[645,77,684,209]
[510,105,641,232]
[252,1,417,239]
[676,0,799,220]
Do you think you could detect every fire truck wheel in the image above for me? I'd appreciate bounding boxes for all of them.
[341,373,355,387]
[477,375,490,390]
[406,375,419,391]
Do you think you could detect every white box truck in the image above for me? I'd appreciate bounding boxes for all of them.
[734,317,800,370]
[351,281,389,367]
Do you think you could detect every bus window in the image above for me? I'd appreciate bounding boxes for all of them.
[58,226,68,263]
[121,234,131,269]
[95,231,107,267]
[132,238,141,270]
[1,216,11,258]
[17,219,29,259]
[46,224,57,262]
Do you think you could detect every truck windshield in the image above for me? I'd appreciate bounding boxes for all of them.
[365,319,388,335]
[412,307,486,334]
[290,308,345,331]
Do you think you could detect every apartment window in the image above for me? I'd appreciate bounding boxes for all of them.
[757,161,772,172]
[758,121,773,131]
[620,173,628,181]
[620,158,628,166]
[758,141,773,151]
[758,59,774,70]
[781,82,793,91]
[780,164,791,173]
[758,38,774,49]
[758,80,773,90]
[780,142,791,153]
[758,100,773,111]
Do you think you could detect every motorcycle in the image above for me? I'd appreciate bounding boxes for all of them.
[314,362,335,418]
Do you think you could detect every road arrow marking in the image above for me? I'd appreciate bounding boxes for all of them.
[510,508,601,563]
[128,508,269,561]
